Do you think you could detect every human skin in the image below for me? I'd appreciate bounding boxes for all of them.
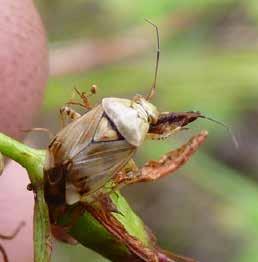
[0,0,48,261]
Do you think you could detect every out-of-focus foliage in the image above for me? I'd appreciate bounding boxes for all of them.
[32,1,258,261]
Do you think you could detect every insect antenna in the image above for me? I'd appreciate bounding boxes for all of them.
[145,19,160,101]
[198,114,239,149]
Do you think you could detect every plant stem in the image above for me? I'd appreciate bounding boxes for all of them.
[0,131,203,262]
[0,132,159,261]
[0,133,51,262]
[0,133,45,184]
[34,188,52,262]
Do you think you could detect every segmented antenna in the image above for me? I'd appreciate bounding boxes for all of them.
[145,19,160,101]
[199,114,239,149]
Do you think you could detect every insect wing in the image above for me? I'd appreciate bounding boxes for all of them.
[46,105,104,168]
[66,139,135,204]
[45,103,136,205]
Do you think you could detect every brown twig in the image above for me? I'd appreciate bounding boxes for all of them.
[81,131,208,262]
[115,131,208,186]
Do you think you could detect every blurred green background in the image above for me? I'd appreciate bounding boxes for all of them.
[32,1,258,261]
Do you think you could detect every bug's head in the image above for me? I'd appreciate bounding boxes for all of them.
[133,95,159,124]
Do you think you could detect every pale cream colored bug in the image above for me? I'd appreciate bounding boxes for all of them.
[44,95,168,207]
[43,21,237,218]
[44,21,166,209]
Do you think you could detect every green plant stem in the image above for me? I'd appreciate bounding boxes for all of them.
[34,188,52,262]
[0,132,158,262]
[0,133,50,262]
[0,133,45,184]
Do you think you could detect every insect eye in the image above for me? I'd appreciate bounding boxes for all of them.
[148,115,153,123]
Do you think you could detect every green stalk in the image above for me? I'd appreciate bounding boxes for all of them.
[0,133,51,261]
[0,132,167,262]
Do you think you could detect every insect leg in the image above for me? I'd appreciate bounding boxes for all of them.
[59,106,81,127]
[66,85,97,109]
[115,131,208,187]
[76,85,97,108]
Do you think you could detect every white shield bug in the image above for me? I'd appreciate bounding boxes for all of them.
[43,21,237,220]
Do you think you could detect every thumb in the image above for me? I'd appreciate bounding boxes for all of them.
[0,1,48,262]
[0,0,48,139]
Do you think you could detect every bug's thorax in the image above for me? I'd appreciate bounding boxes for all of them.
[44,96,160,207]
[94,116,121,142]
[102,96,159,147]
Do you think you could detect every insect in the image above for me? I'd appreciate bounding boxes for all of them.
[41,21,240,262]
[43,21,236,222]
